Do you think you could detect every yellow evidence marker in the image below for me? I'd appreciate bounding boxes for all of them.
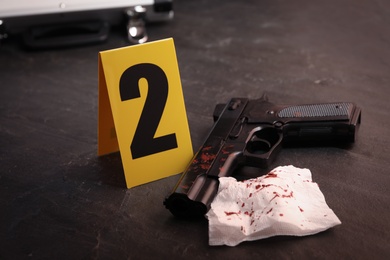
[98,38,193,188]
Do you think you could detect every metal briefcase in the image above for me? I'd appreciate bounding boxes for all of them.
[0,0,173,48]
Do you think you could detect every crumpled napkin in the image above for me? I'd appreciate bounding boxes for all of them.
[206,165,341,246]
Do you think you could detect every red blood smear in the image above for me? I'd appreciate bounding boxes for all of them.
[180,184,189,190]
[266,208,273,214]
[199,164,210,170]
[225,211,241,216]
[241,203,245,207]
[265,172,278,178]
[201,153,216,162]
[255,184,272,190]
[221,148,231,155]
[244,211,254,217]
[280,213,284,216]
[282,191,294,198]
[270,191,293,202]
[298,206,304,212]
[270,193,279,202]
[202,146,212,151]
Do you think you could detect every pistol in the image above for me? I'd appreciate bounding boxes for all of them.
[164,95,361,218]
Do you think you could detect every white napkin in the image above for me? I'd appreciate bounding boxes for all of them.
[206,165,341,246]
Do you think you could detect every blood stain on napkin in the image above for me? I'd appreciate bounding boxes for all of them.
[206,165,341,246]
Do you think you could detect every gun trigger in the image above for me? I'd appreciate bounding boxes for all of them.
[229,117,246,139]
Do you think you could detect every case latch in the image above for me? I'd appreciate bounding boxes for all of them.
[126,6,148,44]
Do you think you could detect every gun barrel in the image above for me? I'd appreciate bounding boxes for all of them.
[164,98,250,218]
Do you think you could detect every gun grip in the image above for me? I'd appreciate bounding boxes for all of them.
[244,127,283,168]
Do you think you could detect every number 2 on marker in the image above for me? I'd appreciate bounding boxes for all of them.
[119,63,178,159]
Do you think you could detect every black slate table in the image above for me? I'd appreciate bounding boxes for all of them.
[1,0,389,259]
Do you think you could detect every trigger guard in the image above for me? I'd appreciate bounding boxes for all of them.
[246,136,272,154]
[244,127,283,168]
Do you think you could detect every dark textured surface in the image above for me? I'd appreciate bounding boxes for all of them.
[1,0,390,259]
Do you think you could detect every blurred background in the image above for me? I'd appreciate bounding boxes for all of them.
[1,0,389,259]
